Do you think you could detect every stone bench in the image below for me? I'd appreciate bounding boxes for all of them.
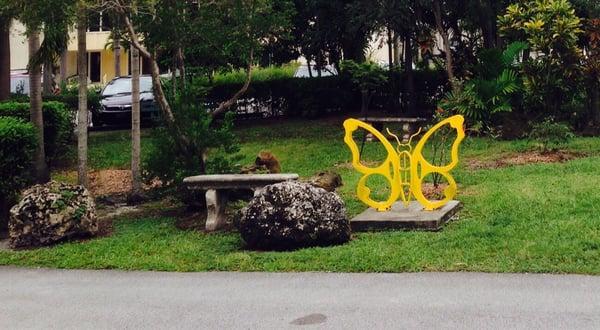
[183,173,299,231]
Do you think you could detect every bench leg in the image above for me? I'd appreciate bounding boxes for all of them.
[205,189,227,232]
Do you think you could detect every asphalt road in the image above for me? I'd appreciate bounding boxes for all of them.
[2,267,600,329]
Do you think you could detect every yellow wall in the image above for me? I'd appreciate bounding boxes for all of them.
[9,21,28,71]
[66,31,112,52]
[65,52,77,78]
[65,49,129,85]
[100,49,130,84]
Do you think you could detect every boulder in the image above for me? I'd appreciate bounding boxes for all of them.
[9,181,98,248]
[239,181,351,250]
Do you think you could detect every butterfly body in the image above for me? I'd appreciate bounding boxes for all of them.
[343,115,465,211]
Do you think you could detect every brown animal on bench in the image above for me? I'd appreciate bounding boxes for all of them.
[241,151,282,174]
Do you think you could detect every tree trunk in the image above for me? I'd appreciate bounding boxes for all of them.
[393,34,401,66]
[77,4,89,187]
[60,49,68,83]
[433,0,457,91]
[131,46,142,196]
[114,37,121,78]
[404,30,416,115]
[42,60,53,94]
[479,0,496,49]
[387,27,394,69]
[28,31,50,183]
[361,90,369,116]
[0,17,10,101]
[176,47,185,89]
[592,83,600,126]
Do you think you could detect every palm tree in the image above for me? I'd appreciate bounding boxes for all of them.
[77,1,89,187]
[28,31,50,183]
[130,46,142,199]
[0,15,10,101]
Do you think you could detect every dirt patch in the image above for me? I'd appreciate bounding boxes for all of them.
[175,212,208,231]
[85,170,161,197]
[421,183,448,200]
[89,170,133,196]
[466,150,585,170]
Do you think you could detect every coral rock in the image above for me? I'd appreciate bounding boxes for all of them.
[239,182,350,250]
[9,181,97,248]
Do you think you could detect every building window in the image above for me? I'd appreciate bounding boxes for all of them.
[89,52,101,83]
[88,11,112,32]
[88,12,101,32]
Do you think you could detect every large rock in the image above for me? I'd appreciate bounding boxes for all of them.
[9,181,97,248]
[239,181,351,250]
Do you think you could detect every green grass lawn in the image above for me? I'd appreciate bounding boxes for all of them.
[3,118,600,273]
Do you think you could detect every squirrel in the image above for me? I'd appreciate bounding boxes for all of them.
[240,150,282,174]
[309,171,343,192]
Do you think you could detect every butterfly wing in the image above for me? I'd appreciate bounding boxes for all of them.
[410,115,465,211]
[343,119,401,211]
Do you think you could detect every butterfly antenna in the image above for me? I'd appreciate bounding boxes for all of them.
[406,128,423,151]
[386,128,403,153]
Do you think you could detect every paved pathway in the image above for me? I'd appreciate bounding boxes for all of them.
[2,267,600,329]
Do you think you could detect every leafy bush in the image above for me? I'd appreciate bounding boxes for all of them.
[528,117,574,152]
[210,63,299,85]
[339,60,388,115]
[499,0,583,116]
[9,91,102,118]
[0,117,37,229]
[205,69,446,118]
[144,92,242,208]
[440,42,527,132]
[0,101,73,165]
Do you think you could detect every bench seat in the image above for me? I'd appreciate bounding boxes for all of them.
[183,173,299,231]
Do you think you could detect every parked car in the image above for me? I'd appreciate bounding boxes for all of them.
[294,64,337,78]
[97,75,160,126]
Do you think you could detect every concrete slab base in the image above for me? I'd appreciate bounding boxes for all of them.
[350,200,462,232]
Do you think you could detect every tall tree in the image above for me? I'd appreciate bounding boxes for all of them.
[16,0,75,182]
[114,37,121,77]
[28,32,50,183]
[0,14,10,101]
[130,46,142,199]
[104,0,291,174]
[77,2,88,187]
[432,0,456,91]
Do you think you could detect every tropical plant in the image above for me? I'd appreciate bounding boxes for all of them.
[498,0,584,116]
[440,42,527,131]
[340,60,388,115]
[528,117,574,152]
[583,18,600,126]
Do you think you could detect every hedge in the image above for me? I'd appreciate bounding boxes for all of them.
[0,101,73,165]
[205,69,448,118]
[9,91,101,114]
[0,117,37,230]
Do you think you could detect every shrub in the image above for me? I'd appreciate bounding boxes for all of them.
[8,91,102,120]
[143,92,242,208]
[0,117,37,230]
[528,117,574,152]
[204,69,447,118]
[45,92,101,116]
[339,60,388,115]
[499,0,583,116]
[0,101,73,165]
[440,42,527,132]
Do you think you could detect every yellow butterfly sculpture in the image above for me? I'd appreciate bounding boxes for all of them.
[343,115,465,212]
